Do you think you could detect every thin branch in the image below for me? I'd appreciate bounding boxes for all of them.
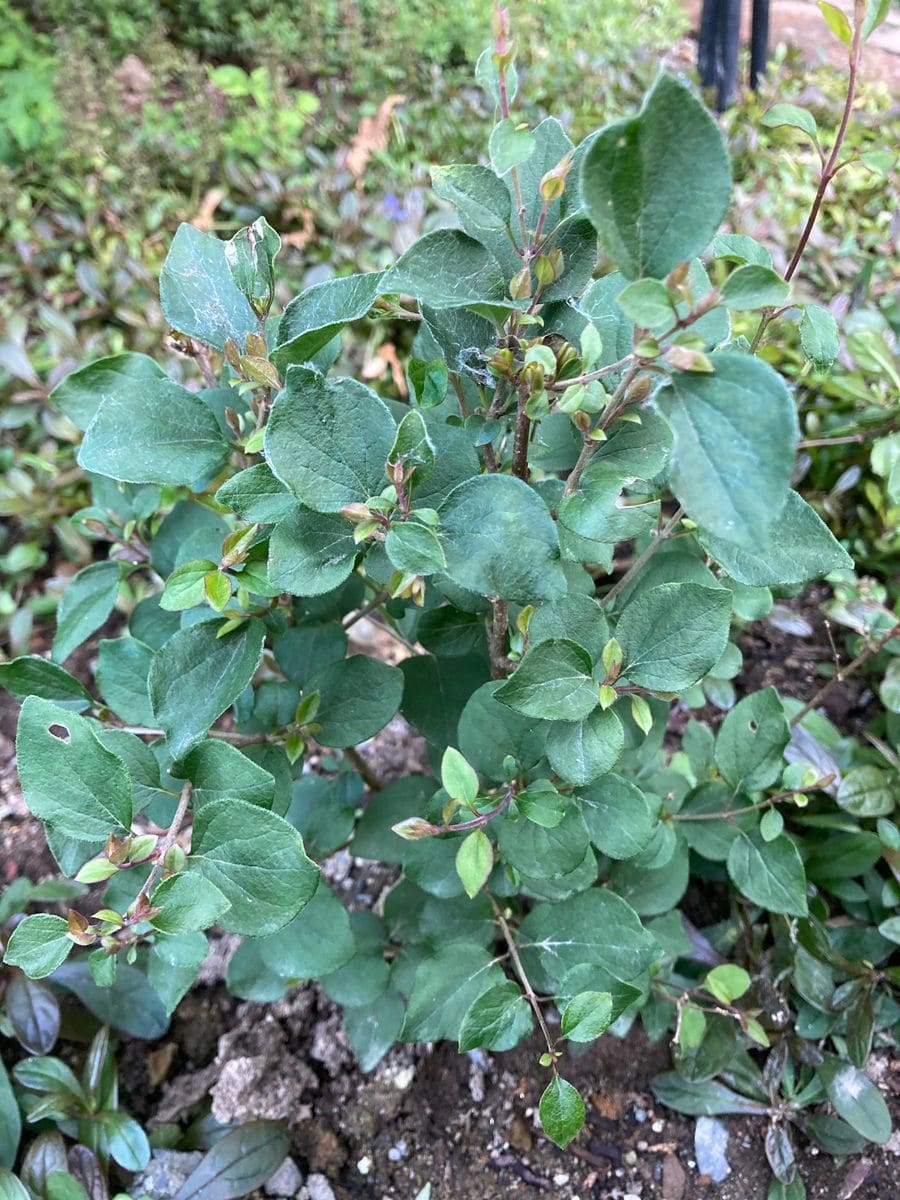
[562,363,642,498]
[511,380,531,480]
[671,781,833,823]
[488,893,557,1064]
[341,745,384,792]
[548,354,635,392]
[138,781,192,902]
[789,625,897,727]
[602,506,684,608]
[342,590,390,630]
[487,599,512,679]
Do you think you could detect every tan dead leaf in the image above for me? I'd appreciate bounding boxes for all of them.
[379,343,407,396]
[147,1042,177,1087]
[281,209,316,248]
[345,94,405,182]
[193,189,225,232]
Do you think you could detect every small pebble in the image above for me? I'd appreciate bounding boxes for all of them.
[633,1106,647,1122]
[387,1140,408,1162]
[636,1140,648,1151]
[357,1156,372,1175]
[264,1157,304,1197]
[393,1065,415,1090]
[305,1175,336,1200]
[651,1119,664,1133]
[624,1150,638,1166]
[553,1174,570,1185]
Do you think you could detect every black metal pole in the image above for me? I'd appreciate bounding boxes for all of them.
[698,0,720,90]
[750,0,770,90]
[716,0,742,112]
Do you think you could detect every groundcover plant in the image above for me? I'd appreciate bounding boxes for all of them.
[2,5,898,1195]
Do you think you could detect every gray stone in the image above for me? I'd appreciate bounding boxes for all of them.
[132,1150,204,1199]
[264,1155,305,1197]
[305,1174,337,1200]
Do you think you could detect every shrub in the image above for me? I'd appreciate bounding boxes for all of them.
[2,4,898,1193]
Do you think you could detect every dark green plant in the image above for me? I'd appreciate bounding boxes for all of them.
[1,5,898,1194]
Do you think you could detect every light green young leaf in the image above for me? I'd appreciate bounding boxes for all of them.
[441,746,479,806]
[2,915,72,980]
[79,377,228,486]
[539,1077,585,1149]
[761,103,818,140]
[159,222,258,351]
[616,279,674,330]
[616,582,731,692]
[159,560,217,612]
[581,72,730,279]
[439,475,566,604]
[16,698,132,840]
[704,964,751,1004]
[819,1,852,45]
[148,619,266,764]
[190,798,319,936]
[455,830,493,899]
[495,639,598,721]
[52,562,121,665]
[265,366,396,512]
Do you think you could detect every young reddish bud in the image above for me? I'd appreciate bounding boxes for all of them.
[665,262,690,290]
[339,503,374,523]
[664,345,714,374]
[67,910,96,946]
[391,817,437,840]
[625,375,652,404]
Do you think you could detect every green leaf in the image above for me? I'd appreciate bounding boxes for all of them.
[700,490,852,586]
[265,366,395,512]
[441,747,479,806]
[148,620,265,764]
[539,1077,585,1149]
[819,1,852,45]
[160,222,258,351]
[439,475,565,604]
[0,656,91,711]
[520,887,660,986]
[651,1072,769,1116]
[49,352,167,430]
[458,981,532,1051]
[272,271,384,370]
[581,72,730,279]
[224,216,280,313]
[44,1176,87,1200]
[268,505,357,596]
[862,0,891,38]
[52,561,120,664]
[385,522,446,576]
[174,1121,289,1200]
[95,637,155,725]
[495,639,598,721]
[561,990,614,1042]
[79,378,228,486]
[711,233,773,268]
[458,679,547,782]
[4,972,60,1054]
[616,279,674,329]
[150,873,231,934]
[704,964,751,1004]
[215,463,295,525]
[382,230,508,308]
[401,943,506,1042]
[431,164,512,232]
[306,655,403,747]
[721,264,790,310]
[799,303,839,369]
[837,766,895,817]
[516,780,566,828]
[97,1112,150,1171]
[190,798,319,935]
[616,582,731,691]
[818,1056,891,1144]
[258,883,354,978]
[727,831,808,916]
[179,739,276,809]
[320,911,390,1006]
[715,688,789,791]
[0,1064,21,1167]
[544,707,625,785]
[16,697,132,840]
[455,830,493,899]
[528,595,610,661]
[273,620,347,687]
[509,117,574,239]
[578,772,655,859]
[51,961,169,1038]
[761,103,818,140]
[489,117,535,175]
[343,990,406,1073]
[2,914,71,980]
[654,352,797,548]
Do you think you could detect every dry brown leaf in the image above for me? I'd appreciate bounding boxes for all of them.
[281,209,316,249]
[345,94,405,182]
[193,189,225,232]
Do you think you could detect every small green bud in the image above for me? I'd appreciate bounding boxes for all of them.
[392,817,437,841]
[509,266,532,300]
[601,637,624,679]
[663,345,714,374]
[163,844,187,873]
[502,755,518,781]
[631,695,653,735]
[67,910,97,946]
[295,690,321,726]
[128,835,158,864]
[598,684,617,709]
